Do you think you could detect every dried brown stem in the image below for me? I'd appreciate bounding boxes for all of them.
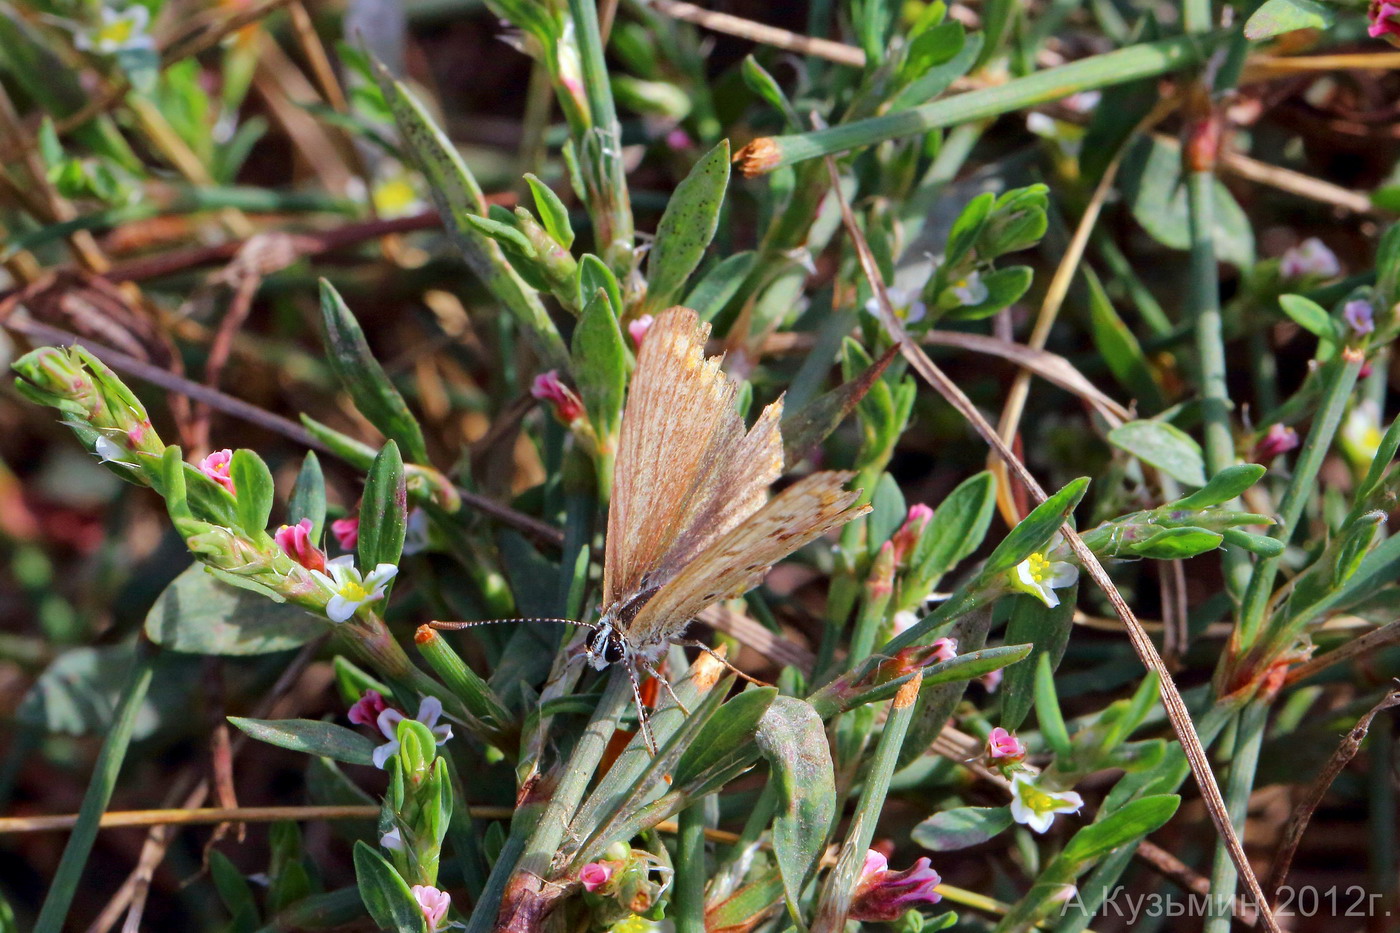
[1264,688,1400,903]
[1285,620,1400,686]
[823,154,1283,933]
[649,0,866,66]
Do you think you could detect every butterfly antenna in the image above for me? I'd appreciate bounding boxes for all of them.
[429,617,598,631]
[623,660,658,755]
[678,639,773,688]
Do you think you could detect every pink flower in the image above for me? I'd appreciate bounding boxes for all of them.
[980,668,1003,693]
[1252,424,1299,462]
[410,885,451,932]
[530,370,584,423]
[331,516,360,551]
[891,503,934,564]
[579,861,614,893]
[628,314,654,349]
[1279,238,1339,279]
[931,637,958,663]
[664,128,694,151]
[199,449,235,494]
[1368,1,1400,39]
[274,518,326,573]
[986,726,1027,761]
[851,850,942,922]
[348,689,390,727]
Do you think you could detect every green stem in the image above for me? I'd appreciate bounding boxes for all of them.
[493,669,633,928]
[33,646,156,933]
[1236,352,1364,648]
[1203,700,1269,933]
[747,33,1220,172]
[1185,169,1252,603]
[810,679,921,933]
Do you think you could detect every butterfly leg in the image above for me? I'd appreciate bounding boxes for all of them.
[677,639,774,688]
[622,660,659,755]
[636,656,691,716]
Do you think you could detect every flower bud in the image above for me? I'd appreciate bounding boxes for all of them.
[410,885,450,933]
[275,518,326,573]
[628,314,654,349]
[348,689,390,727]
[1369,1,1400,42]
[331,515,360,550]
[850,851,942,922]
[580,861,615,893]
[985,726,1027,763]
[1252,424,1299,462]
[531,371,585,423]
[1344,299,1375,337]
[891,503,933,564]
[867,541,895,600]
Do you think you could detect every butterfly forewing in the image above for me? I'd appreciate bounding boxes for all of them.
[603,307,782,606]
[627,471,869,648]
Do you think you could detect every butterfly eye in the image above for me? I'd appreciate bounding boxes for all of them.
[603,639,626,663]
[585,628,601,652]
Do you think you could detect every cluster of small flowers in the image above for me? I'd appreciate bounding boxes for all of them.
[349,690,454,770]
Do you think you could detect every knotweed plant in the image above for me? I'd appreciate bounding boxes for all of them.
[3,0,1400,932]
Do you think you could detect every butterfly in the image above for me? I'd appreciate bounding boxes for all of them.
[437,306,869,750]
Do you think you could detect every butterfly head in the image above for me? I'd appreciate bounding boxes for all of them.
[585,620,628,670]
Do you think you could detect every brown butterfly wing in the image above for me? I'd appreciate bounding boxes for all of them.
[604,307,752,607]
[626,471,868,647]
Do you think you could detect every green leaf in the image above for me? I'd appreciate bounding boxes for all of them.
[1034,653,1071,758]
[755,697,836,920]
[899,20,965,84]
[318,280,429,464]
[230,449,274,535]
[1170,464,1265,509]
[577,254,623,324]
[704,871,785,931]
[145,564,323,655]
[463,210,536,257]
[353,842,427,933]
[1278,294,1338,343]
[1108,420,1207,487]
[32,650,155,933]
[210,850,259,931]
[1120,136,1254,268]
[229,717,378,767]
[741,56,799,127]
[982,478,1089,576]
[673,688,777,787]
[1127,527,1223,560]
[1085,267,1165,411]
[1244,0,1335,39]
[1000,586,1077,731]
[644,140,731,312]
[685,251,757,322]
[1220,528,1286,557]
[909,471,998,587]
[571,288,629,439]
[523,173,574,248]
[889,31,983,110]
[944,191,994,269]
[1060,795,1180,865]
[943,266,1033,320]
[359,441,408,571]
[288,452,328,544]
[911,806,1014,851]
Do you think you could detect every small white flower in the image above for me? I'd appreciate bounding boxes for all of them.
[864,286,927,324]
[1340,400,1384,470]
[380,826,405,851]
[76,5,155,54]
[1009,773,1083,834]
[1010,534,1079,608]
[892,610,919,635]
[309,555,398,623]
[948,270,989,307]
[373,696,454,769]
[93,435,134,465]
[1026,112,1059,137]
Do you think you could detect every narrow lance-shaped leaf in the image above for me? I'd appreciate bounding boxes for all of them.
[1108,420,1207,487]
[781,343,900,466]
[360,441,408,571]
[229,717,378,767]
[1000,585,1077,731]
[571,288,629,440]
[318,280,430,465]
[981,477,1089,577]
[912,806,1014,852]
[353,841,428,933]
[642,140,731,313]
[523,173,574,249]
[288,451,328,544]
[754,697,836,922]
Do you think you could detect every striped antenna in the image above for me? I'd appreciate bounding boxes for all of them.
[428,617,598,631]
